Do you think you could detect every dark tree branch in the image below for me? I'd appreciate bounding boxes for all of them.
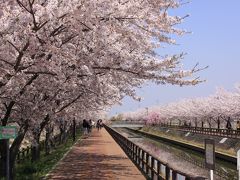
[19,74,39,95]
[24,71,57,76]
[7,40,20,53]
[56,93,84,113]
[0,59,14,67]
[40,114,50,132]
[79,21,92,31]
[50,25,67,37]
[1,101,15,126]
[92,66,140,75]
[14,40,30,71]
[16,0,31,13]
[61,34,78,46]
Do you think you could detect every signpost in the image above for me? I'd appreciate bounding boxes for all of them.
[205,139,215,180]
[237,149,240,180]
[0,126,17,180]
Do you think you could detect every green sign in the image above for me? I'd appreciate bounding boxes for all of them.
[0,126,17,139]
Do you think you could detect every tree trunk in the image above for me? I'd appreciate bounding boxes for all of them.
[31,132,41,162]
[72,119,76,142]
[45,124,54,155]
[10,132,27,179]
[208,122,211,129]
[0,139,7,178]
[59,121,68,144]
[31,115,50,161]
[0,125,27,179]
[217,118,220,129]
[30,131,40,162]
[31,144,40,162]
[45,127,50,155]
[0,102,15,178]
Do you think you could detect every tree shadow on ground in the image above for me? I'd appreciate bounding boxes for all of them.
[47,132,142,180]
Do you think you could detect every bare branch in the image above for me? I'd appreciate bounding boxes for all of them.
[0,58,14,67]
[24,71,57,76]
[7,40,20,53]
[16,0,31,13]
[56,92,84,113]
[14,40,30,71]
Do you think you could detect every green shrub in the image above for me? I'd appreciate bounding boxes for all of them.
[21,162,37,174]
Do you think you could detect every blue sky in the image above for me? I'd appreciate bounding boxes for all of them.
[109,0,240,116]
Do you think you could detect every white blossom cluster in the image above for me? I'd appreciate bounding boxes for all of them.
[123,86,240,128]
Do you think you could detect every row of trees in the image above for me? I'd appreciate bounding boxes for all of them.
[123,86,240,129]
[0,0,203,178]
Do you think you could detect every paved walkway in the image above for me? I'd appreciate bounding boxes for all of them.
[47,128,145,180]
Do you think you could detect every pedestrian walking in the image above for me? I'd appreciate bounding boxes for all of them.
[226,117,232,134]
[88,119,93,133]
[97,119,103,131]
[97,119,101,131]
[236,120,240,135]
[82,119,89,136]
[99,119,103,129]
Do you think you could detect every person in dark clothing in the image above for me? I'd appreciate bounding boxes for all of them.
[97,119,101,131]
[97,119,103,131]
[88,119,93,133]
[226,117,232,129]
[99,119,103,129]
[226,117,232,134]
[82,119,89,135]
[236,121,240,135]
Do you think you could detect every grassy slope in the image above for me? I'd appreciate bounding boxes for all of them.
[141,126,238,157]
[15,130,82,180]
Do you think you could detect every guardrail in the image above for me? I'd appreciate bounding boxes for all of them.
[104,125,206,180]
[16,126,81,163]
[16,132,64,162]
[160,124,240,139]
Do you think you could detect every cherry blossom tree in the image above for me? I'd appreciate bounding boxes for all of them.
[123,86,240,131]
[0,0,207,178]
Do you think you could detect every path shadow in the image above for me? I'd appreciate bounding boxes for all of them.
[47,131,141,180]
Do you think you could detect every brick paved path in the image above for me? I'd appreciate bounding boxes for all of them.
[47,128,145,180]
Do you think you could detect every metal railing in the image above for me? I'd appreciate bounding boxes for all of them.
[161,124,240,139]
[104,125,206,180]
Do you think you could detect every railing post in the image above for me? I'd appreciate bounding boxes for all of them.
[134,145,137,162]
[131,143,134,158]
[136,146,139,164]
[157,161,161,180]
[128,141,131,154]
[151,156,154,179]
[146,153,149,175]
[165,166,170,180]
[133,144,135,161]
[172,170,177,180]
[142,150,145,171]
